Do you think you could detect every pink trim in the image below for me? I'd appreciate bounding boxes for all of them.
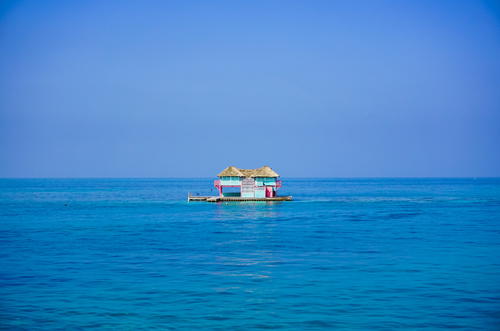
[214,180,223,196]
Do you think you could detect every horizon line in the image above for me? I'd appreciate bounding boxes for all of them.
[1,176,499,180]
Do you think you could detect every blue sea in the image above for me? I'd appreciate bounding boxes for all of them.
[1,178,500,329]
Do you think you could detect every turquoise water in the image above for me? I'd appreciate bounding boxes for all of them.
[1,178,500,329]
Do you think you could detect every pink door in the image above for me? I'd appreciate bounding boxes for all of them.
[265,186,273,197]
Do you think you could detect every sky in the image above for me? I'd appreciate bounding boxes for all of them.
[1,0,499,177]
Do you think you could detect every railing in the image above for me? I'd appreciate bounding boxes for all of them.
[215,179,241,187]
[276,180,282,188]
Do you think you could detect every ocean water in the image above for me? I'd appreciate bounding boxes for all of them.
[1,178,500,329]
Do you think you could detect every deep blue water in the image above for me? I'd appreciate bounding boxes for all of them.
[1,178,500,329]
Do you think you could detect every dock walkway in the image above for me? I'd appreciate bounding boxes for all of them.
[188,195,292,202]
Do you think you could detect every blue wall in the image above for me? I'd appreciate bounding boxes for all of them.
[255,177,276,186]
[254,187,266,198]
[220,176,241,186]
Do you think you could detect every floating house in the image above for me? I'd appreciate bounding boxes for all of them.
[188,165,291,202]
[214,166,282,198]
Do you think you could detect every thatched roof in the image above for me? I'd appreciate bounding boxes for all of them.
[253,166,279,177]
[217,166,244,177]
[239,169,255,177]
[217,165,279,178]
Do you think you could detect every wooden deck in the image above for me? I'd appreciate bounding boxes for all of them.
[188,195,292,202]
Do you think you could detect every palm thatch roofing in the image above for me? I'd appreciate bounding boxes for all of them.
[254,166,280,177]
[217,165,280,178]
[217,166,244,177]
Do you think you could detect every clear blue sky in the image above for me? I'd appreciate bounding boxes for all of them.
[1,0,499,177]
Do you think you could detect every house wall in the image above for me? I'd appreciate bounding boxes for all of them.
[219,176,278,198]
[255,177,277,186]
[254,187,266,198]
[241,177,255,197]
[220,176,241,186]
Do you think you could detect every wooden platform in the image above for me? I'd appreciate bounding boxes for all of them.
[188,195,292,202]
